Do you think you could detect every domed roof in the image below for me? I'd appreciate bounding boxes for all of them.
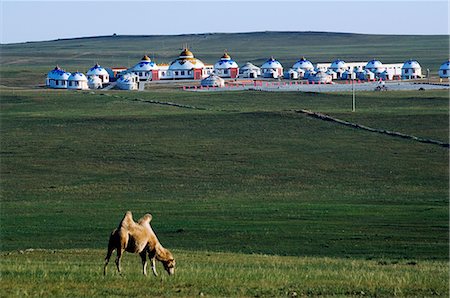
[87,63,109,76]
[179,48,194,58]
[366,59,383,69]
[241,62,260,70]
[169,48,205,70]
[68,72,87,81]
[261,57,283,69]
[402,60,421,69]
[439,60,450,71]
[330,59,346,69]
[132,55,158,71]
[47,66,70,80]
[214,52,239,69]
[201,74,225,87]
[292,57,314,70]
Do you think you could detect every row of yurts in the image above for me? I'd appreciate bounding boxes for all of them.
[46,48,450,90]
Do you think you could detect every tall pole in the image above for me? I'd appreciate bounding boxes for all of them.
[352,76,355,112]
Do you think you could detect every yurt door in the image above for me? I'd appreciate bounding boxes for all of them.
[194,69,202,80]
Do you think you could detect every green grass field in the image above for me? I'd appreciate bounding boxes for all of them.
[0,87,448,296]
[1,31,449,296]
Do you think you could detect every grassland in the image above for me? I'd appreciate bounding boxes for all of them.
[1,249,448,297]
[1,31,449,296]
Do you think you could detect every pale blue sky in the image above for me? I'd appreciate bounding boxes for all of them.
[1,0,449,44]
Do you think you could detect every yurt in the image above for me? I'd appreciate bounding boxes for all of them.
[401,60,422,79]
[67,72,88,90]
[116,73,139,90]
[285,68,304,80]
[341,69,355,80]
[201,74,225,87]
[132,55,159,81]
[87,63,109,83]
[214,53,239,78]
[308,71,332,84]
[46,66,70,89]
[88,75,103,89]
[292,57,314,72]
[168,48,206,80]
[438,60,450,79]
[358,69,375,81]
[329,59,346,78]
[261,57,283,79]
[365,60,383,73]
[239,62,261,78]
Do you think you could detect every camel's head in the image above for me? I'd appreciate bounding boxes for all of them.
[162,257,176,275]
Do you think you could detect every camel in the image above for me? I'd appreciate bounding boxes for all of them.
[103,211,175,276]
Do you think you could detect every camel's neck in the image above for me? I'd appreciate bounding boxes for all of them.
[155,243,172,261]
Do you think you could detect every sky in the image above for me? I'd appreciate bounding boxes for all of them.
[1,0,449,44]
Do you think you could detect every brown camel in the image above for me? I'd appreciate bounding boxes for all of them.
[103,211,175,276]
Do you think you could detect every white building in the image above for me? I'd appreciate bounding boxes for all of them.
[87,63,109,83]
[88,75,102,89]
[46,66,70,89]
[402,60,422,79]
[239,62,261,78]
[131,55,159,81]
[329,59,346,78]
[438,60,450,79]
[293,57,315,72]
[261,57,283,79]
[116,73,139,90]
[201,74,225,87]
[214,53,239,78]
[67,72,89,90]
[167,48,212,80]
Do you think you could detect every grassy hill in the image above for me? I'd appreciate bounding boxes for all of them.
[1,31,449,87]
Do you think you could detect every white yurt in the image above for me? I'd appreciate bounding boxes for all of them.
[330,59,346,78]
[200,74,225,87]
[214,53,239,78]
[67,72,88,90]
[46,66,70,89]
[88,75,103,89]
[292,57,314,72]
[239,62,261,78]
[116,73,139,90]
[341,69,355,80]
[261,57,283,78]
[285,68,304,80]
[132,55,159,81]
[308,71,332,84]
[358,69,375,81]
[87,63,109,83]
[401,60,422,79]
[168,48,206,80]
[438,60,450,79]
[365,59,383,73]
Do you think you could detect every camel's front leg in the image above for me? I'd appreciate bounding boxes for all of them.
[149,250,158,276]
[140,251,148,276]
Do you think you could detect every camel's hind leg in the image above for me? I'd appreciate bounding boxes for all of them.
[104,235,116,276]
[115,248,124,275]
